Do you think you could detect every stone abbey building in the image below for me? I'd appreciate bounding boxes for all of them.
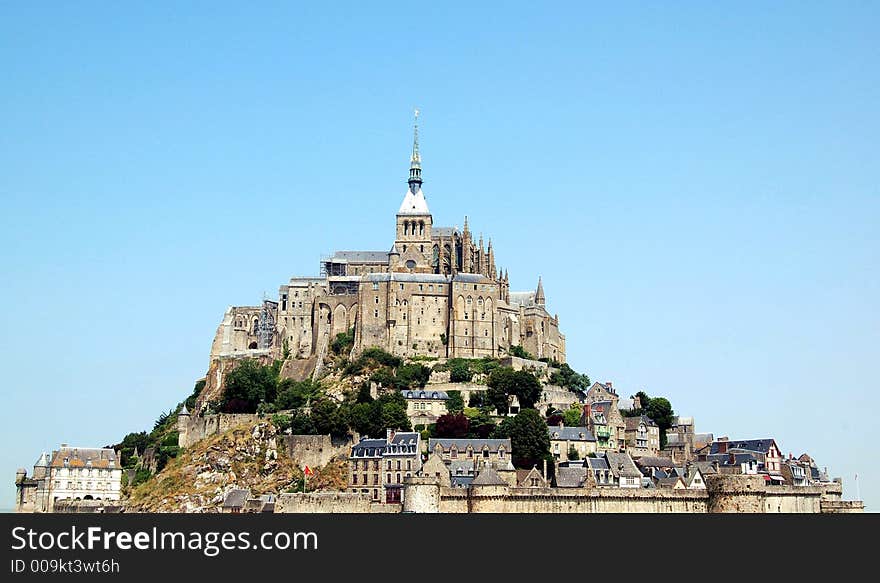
[210,115,565,364]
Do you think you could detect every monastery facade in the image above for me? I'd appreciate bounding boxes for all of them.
[209,114,565,364]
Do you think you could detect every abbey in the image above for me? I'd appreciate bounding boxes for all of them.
[210,114,565,364]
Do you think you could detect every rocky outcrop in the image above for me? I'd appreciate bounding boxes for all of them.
[126,421,300,512]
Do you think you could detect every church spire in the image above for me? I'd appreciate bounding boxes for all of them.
[535,276,546,306]
[408,108,422,194]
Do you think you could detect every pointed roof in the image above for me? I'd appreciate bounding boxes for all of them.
[472,465,507,486]
[398,187,430,215]
[407,108,423,194]
[535,276,546,305]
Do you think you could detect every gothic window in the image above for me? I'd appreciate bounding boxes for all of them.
[405,259,416,269]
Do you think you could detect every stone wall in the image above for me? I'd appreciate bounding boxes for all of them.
[704,474,829,513]
[52,500,125,513]
[398,475,849,514]
[435,485,708,513]
[275,492,400,513]
[178,413,261,448]
[282,434,353,469]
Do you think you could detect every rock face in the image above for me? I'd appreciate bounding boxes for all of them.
[126,420,342,512]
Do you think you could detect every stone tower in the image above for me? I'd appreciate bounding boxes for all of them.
[394,109,433,272]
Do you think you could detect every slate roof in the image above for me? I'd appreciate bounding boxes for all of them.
[605,452,642,478]
[451,476,474,488]
[556,467,588,488]
[585,457,609,471]
[548,426,596,442]
[634,456,675,468]
[402,389,449,400]
[429,438,511,453]
[452,273,490,283]
[689,461,719,475]
[330,251,390,263]
[624,415,657,430]
[351,433,419,457]
[471,466,507,486]
[433,227,455,237]
[508,291,537,307]
[449,460,477,476]
[351,439,387,457]
[222,489,250,509]
[709,439,778,455]
[706,452,760,466]
[50,447,119,469]
[657,477,684,488]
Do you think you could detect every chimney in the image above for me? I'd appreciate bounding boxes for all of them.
[728,452,735,465]
[718,441,728,454]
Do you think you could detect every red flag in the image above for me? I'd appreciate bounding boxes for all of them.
[304,465,314,476]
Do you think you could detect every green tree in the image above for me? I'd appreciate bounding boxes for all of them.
[645,396,674,448]
[396,363,431,388]
[446,390,464,414]
[222,359,279,413]
[563,403,583,426]
[449,359,473,383]
[276,378,320,410]
[549,362,591,392]
[310,399,347,437]
[493,409,550,469]
[378,391,411,432]
[511,370,542,409]
[509,345,535,360]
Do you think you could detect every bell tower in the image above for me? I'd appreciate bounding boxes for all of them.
[394,109,433,272]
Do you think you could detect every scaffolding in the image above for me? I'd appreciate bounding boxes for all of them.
[258,293,277,350]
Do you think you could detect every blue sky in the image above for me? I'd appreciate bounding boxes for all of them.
[1,2,877,510]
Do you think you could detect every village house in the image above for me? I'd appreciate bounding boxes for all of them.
[706,438,784,484]
[516,466,549,488]
[349,430,422,504]
[624,415,660,456]
[606,451,642,488]
[401,388,449,426]
[428,438,513,470]
[585,401,625,453]
[548,423,597,461]
[15,445,123,513]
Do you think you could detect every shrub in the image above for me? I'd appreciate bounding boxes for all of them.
[331,328,355,355]
[272,414,292,433]
[509,345,535,360]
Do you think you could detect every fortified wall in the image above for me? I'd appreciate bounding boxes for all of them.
[403,479,708,513]
[177,413,261,448]
[178,412,353,468]
[273,475,855,514]
[275,492,400,513]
